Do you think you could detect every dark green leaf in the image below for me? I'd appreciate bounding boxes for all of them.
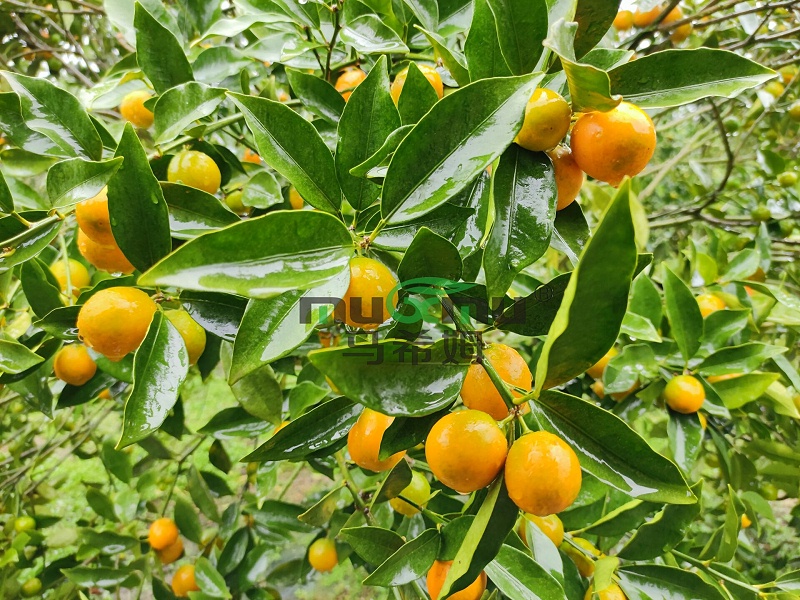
[379,406,451,460]
[198,407,273,439]
[188,465,221,523]
[417,28,470,87]
[372,459,412,504]
[397,227,462,282]
[21,259,63,318]
[0,340,44,374]
[550,200,590,266]
[465,0,512,80]
[663,267,703,363]
[338,526,405,565]
[363,529,440,586]
[47,158,122,209]
[80,529,138,555]
[195,556,231,598]
[0,170,12,214]
[697,343,786,376]
[573,0,622,58]
[0,92,61,156]
[134,3,194,94]
[397,63,440,125]
[153,82,226,143]
[62,566,139,589]
[486,0,547,75]
[286,68,346,125]
[495,273,570,336]
[484,544,565,600]
[217,528,250,576]
[174,494,204,544]
[179,291,245,341]
[0,214,62,271]
[161,182,238,239]
[618,565,725,600]
[348,125,413,179]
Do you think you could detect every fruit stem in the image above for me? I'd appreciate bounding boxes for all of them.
[672,550,763,593]
[275,462,304,501]
[367,218,387,244]
[480,354,517,412]
[335,450,376,525]
[58,233,74,304]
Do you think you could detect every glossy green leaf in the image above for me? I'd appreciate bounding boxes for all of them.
[298,487,343,526]
[86,488,118,522]
[244,397,359,462]
[530,391,695,504]
[581,499,660,537]
[621,312,662,342]
[336,56,400,211]
[198,407,273,439]
[485,545,564,600]
[699,309,749,352]
[80,529,139,555]
[153,82,226,143]
[0,340,45,374]
[397,227,462,283]
[363,529,440,586]
[485,146,556,300]
[1,72,102,160]
[0,214,62,272]
[62,566,139,589]
[697,343,786,376]
[609,49,776,109]
[161,182,239,239]
[174,494,203,544]
[288,381,330,419]
[603,344,659,394]
[241,171,283,210]
[439,476,518,598]
[382,74,539,224]
[0,92,62,156]
[340,15,409,54]
[230,93,341,213]
[668,411,703,473]
[447,170,490,271]
[338,526,405,565]
[711,373,780,410]
[108,124,172,272]
[230,363,283,424]
[134,2,194,94]
[574,0,621,58]
[179,291,246,341]
[349,125,413,179]
[379,406,451,460]
[286,68,346,125]
[231,271,347,382]
[618,565,725,600]
[543,20,621,112]
[372,459,412,504]
[118,312,189,448]
[0,171,13,214]
[465,0,512,80]
[21,259,64,319]
[550,197,590,266]
[397,63,440,125]
[417,28,470,87]
[776,570,800,592]
[495,273,570,336]
[486,0,547,75]
[663,271,703,365]
[193,47,250,85]
[46,157,122,209]
[535,182,636,392]
[371,200,473,251]
[188,465,221,522]
[309,340,471,416]
[404,0,438,30]
[139,211,353,298]
[195,556,231,598]
[217,528,250,576]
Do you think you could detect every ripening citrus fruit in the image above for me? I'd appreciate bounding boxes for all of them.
[335,67,367,101]
[98,388,113,400]
[633,5,662,27]
[14,515,36,533]
[425,409,507,493]
[77,287,157,362]
[347,408,406,472]
[50,258,90,294]
[765,80,785,98]
[308,538,338,572]
[389,470,431,516]
[789,101,800,121]
[390,63,444,104]
[741,514,752,529]
[148,517,179,550]
[505,431,582,516]
[171,564,199,597]
[224,190,250,216]
[119,90,154,129]
[242,148,261,164]
[77,230,135,275]
[663,374,705,414]
[460,343,532,420]
[586,347,617,379]
[751,205,772,222]
[516,88,572,152]
[697,411,707,430]
[571,102,656,187]
[53,344,97,386]
[585,583,628,600]
[613,10,634,30]
[157,536,183,564]
[565,537,601,577]
[519,513,565,547]
[289,188,304,210]
[20,577,43,598]
[706,373,741,383]
[780,65,798,85]
[696,293,725,317]
[777,171,798,187]
[548,146,585,211]
[76,187,114,246]
[167,150,221,195]
[663,6,692,43]
[337,257,398,330]
[164,309,206,365]
[427,560,487,600]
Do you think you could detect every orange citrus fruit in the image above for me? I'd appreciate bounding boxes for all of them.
[585,583,628,600]
[347,408,406,472]
[157,537,183,564]
[565,538,601,577]
[427,560,486,600]
[390,64,444,104]
[706,373,741,383]
[586,348,617,380]
[335,67,367,101]
[461,343,532,420]
[425,409,508,493]
[741,514,752,529]
[663,6,692,43]
[167,150,221,195]
[308,538,338,572]
[389,470,431,516]
[697,293,725,317]
[663,374,705,414]
[336,257,398,330]
[51,258,90,294]
[519,513,565,547]
[148,517,179,550]
[76,187,115,246]
[119,90,154,129]
[613,10,634,30]
[77,230,135,275]
[289,188,304,210]
[164,309,206,365]
[516,88,572,152]
[242,148,261,164]
[505,431,582,516]
[570,102,656,186]
[548,145,585,211]
[633,5,662,27]
[171,564,199,597]
[77,287,157,361]
[53,344,97,386]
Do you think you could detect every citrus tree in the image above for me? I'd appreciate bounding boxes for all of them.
[1,0,799,599]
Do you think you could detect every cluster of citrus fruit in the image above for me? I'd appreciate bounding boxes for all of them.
[613,3,693,43]
[9,516,43,597]
[148,518,199,597]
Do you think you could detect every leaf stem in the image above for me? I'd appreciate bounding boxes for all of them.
[275,462,304,501]
[335,450,376,525]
